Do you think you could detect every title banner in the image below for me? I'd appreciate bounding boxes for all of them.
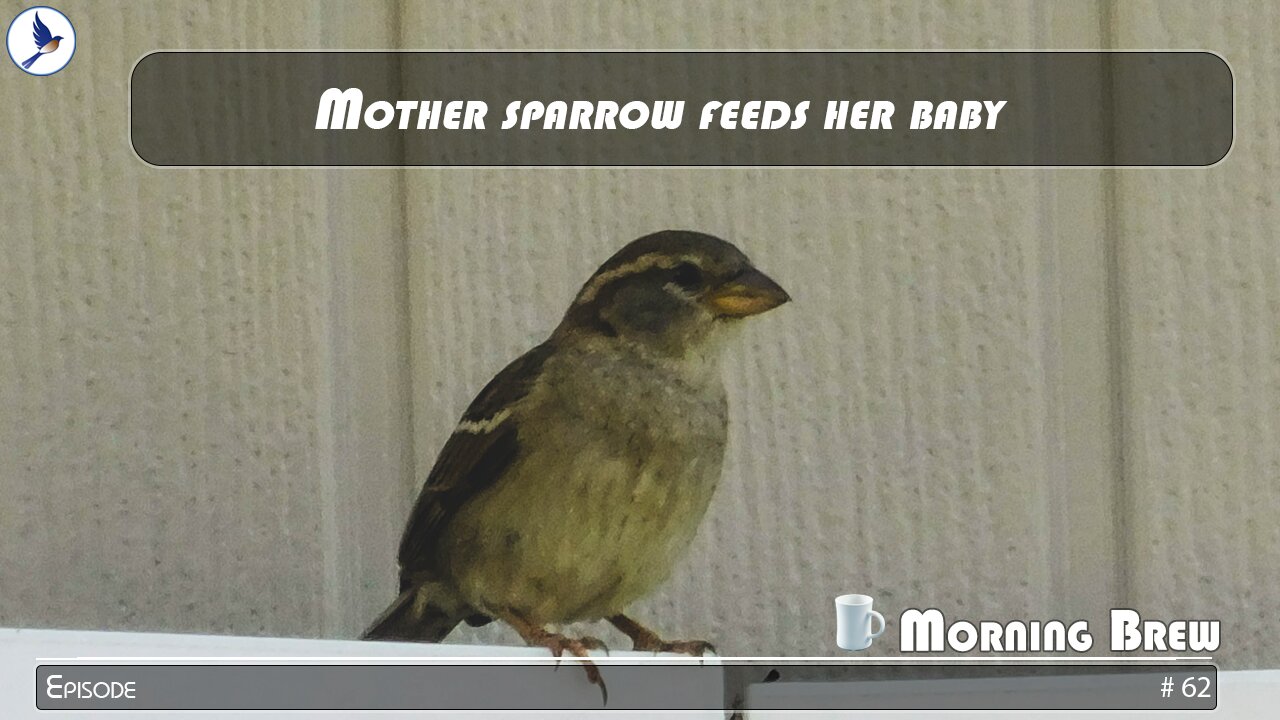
[129,51,1233,167]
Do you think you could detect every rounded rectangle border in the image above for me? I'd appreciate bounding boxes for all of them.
[36,661,1217,710]
[129,51,1234,168]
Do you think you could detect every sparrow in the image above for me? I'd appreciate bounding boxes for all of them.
[20,13,63,71]
[362,230,789,696]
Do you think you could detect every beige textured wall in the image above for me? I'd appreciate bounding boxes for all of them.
[0,1,412,638]
[0,0,1275,669]
[1111,1,1280,669]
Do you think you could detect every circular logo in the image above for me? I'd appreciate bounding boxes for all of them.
[7,6,75,76]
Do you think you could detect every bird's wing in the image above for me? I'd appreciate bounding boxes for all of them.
[396,343,554,590]
[31,12,53,48]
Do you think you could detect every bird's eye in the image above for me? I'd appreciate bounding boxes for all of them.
[671,262,704,290]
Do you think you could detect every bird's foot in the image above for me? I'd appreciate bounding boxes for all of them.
[633,635,717,657]
[545,633,610,662]
[608,613,717,658]
[540,632,610,703]
[499,611,611,704]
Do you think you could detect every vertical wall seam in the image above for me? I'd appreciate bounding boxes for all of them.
[392,0,418,499]
[315,4,345,635]
[318,181,344,637]
[1033,0,1069,617]
[1039,0,1127,622]
[316,2,419,638]
[1099,0,1130,608]
[1037,172,1067,617]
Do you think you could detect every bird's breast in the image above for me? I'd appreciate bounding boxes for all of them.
[442,348,729,624]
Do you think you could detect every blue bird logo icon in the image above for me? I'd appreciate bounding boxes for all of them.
[20,12,62,70]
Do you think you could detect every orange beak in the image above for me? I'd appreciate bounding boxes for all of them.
[705,268,791,318]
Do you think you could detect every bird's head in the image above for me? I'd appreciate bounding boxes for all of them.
[52,35,64,41]
[557,230,790,357]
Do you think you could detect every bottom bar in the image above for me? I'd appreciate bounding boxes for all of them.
[35,662,1216,711]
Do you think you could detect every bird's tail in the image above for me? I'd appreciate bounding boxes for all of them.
[21,52,41,70]
[361,582,468,642]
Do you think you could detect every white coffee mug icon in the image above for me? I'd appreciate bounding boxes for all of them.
[835,594,886,650]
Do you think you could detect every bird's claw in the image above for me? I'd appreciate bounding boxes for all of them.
[665,639,717,657]
[578,635,611,656]
[634,636,717,658]
[539,632,609,704]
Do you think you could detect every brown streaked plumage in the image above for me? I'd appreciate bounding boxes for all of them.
[363,230,789,699]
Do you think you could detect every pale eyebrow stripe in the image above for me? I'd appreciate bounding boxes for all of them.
[574,253,704,306]
[456,408,512,434]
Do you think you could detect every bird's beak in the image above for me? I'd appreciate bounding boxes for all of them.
[705,268,791,318]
